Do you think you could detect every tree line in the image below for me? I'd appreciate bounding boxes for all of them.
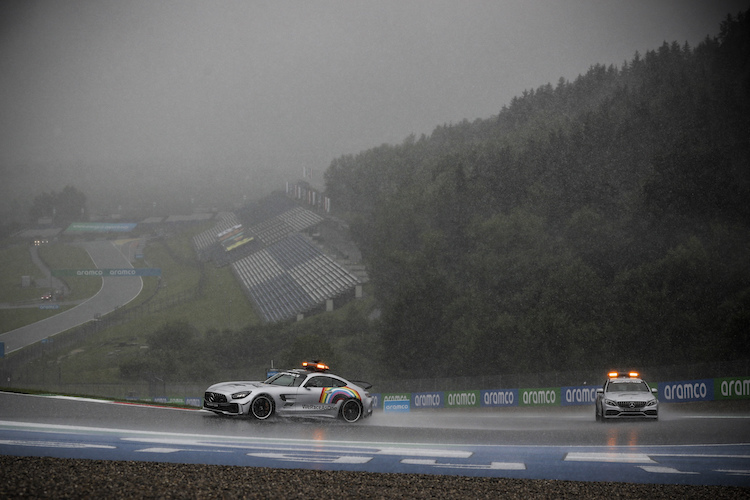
[119,301,379,384]
[323,12,750,377]
[29,185,88,225]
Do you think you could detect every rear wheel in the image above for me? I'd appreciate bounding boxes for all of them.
[340,399,363,423]
[250,395,274,420]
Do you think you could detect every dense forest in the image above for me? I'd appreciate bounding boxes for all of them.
[323,12,750,377]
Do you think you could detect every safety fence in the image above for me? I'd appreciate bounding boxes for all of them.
[375,374,750,412]
[3,365,747,412]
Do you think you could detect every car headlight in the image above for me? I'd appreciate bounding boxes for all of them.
[646,399,657,406]
[604,399,617,406]
[231,391,252,399]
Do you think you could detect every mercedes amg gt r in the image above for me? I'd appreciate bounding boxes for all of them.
[203,362,374,423]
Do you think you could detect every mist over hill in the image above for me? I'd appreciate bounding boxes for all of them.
[324,12,750,377]
[3,2,743,229]
[3,7,748,382]
[1,159,288,222]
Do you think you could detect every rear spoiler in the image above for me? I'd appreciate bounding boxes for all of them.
[352,380,372,390]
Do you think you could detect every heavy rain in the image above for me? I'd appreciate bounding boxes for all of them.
[1,1,749,497]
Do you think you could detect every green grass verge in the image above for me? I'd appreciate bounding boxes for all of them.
[0,242,101,333]
[12,226,260,386]
[0,244,46,302]
[0,306,76,333]
[38,242,102,300]
[46,270,258,385]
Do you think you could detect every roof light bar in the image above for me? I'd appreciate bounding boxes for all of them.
[302,361,330,372]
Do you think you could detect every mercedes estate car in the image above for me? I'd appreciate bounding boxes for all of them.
[595,371,658,421]
[203,361,374,423]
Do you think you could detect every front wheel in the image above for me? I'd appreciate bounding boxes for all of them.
[250,395,274,420]
[598,406,608,423]
[340,399,363,423]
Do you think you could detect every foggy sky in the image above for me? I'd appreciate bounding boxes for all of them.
[1,0,747,209]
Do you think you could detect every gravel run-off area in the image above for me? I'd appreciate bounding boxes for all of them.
[1,456,748,499]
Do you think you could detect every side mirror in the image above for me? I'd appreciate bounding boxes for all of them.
[596,388,603,394]
[651,388,658,394]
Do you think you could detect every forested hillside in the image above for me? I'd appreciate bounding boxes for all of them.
[324,12,750,377]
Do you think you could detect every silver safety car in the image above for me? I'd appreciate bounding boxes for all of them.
[595,371,658,421]
[203,361,374,423]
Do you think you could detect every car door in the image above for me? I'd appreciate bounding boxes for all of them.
[295,375,329,415]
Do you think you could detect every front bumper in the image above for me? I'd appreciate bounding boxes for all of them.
[602,400,658,419]
[204,391,248,415]
[203,401,241,414]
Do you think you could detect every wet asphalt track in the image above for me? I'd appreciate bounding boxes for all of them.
[0,240,142,353]
[1,392,749,487]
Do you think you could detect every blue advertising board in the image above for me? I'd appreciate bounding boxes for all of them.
[384,400,410,412]
[383,394,411,413]
[658,379,714,403]
[561,385,599,406]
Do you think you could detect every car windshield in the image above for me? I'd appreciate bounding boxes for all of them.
[609,381,649,392]
[264,373,303,387]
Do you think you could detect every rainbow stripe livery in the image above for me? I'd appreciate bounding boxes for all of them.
[319,386,361,404]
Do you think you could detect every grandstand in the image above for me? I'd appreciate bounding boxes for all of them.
[192,212,242,261]
[192,193,362,323]
[248,206,323,246]
[232,234,359,322]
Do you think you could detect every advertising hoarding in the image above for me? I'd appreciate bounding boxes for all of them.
[52,268,161,277]
[445,390,480,408]
[64,222,137,233]
[561,385,599,406]
[519,387,560,406]
[715,377,750,400]
[383,393,411,413]
[412,392,444,409]
[658,379,714,403]
[481,389,518,407]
